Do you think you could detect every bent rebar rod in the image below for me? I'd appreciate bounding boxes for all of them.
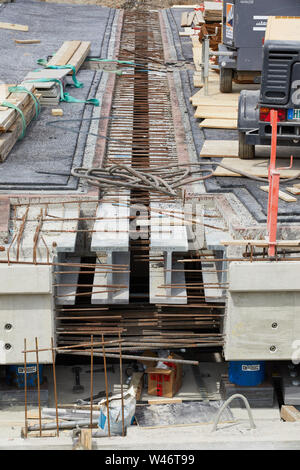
[211,393,256,432]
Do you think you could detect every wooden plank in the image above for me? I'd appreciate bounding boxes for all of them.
[281,405,300,422]
[193,47,202,72]
[285,187,300,195]
[15,39,40,44]
[204,1,223,11]
[23,68,69,89]
[214,157,300,179]
[148,398,182,405]
[80,429,92,450]
[51,108,64,117]
[194,105,237,120]
[260,186,297,203]
[47,40,81,67]
[187,12,195,27]
[130,372,144,401]
[193,76,203,88]
[201,140,300,159]
[266,16,300,42]
[181,12,188,27]
[0,22,28,32]
[0,84,15,102]
[195,10,205,25]
[222,240,300,247]
[68,41,91,73]
[179,28,195,37]
[171,5,199,8]
[200,119,237,130]
[191,36,201,48]
[191,90,240,107]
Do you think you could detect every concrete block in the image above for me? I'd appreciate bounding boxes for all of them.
[0,265,52,294]
[0,293,54,364]
[225,261,300,360]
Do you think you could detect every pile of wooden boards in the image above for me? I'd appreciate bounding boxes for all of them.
[190,75,239,129]
[198,22,221,51]
[181,10,205,29]
[24,40,91,106]
[203,1,222,22]
[0,83,41,162]
[179,5,223,89]
[23,68,68,106]
[0,40,91,162]
[47,40,91,73]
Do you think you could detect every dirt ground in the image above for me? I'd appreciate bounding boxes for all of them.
[41,0,202,10]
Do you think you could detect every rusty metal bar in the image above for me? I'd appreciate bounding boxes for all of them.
[102,334,110,437]
[51,337,59,437]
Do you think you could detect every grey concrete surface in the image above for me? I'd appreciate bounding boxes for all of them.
[0,0,118,191]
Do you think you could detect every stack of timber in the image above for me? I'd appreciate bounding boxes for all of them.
[24,40,91,105]
[0,83,41,162]
[180,8,205,36]
[46,40,91,73]
[190,74,239,129]
[198,22,221,51]
[203,1,222,22]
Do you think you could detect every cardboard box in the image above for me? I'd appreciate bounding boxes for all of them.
[145,354,182,398]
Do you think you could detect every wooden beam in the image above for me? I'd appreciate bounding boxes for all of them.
[68,41,91,73]
[281,405,300,422]
[0,22,28,32]
[47,41,81,67]
[0,84,36,131]
[222,240,300,247]
[200,119,237,130]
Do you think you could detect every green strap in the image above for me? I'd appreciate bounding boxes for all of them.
[1,101,26,139]
[8,86,41,119]
[23,78,99,106]
[37,59,83,88]
[87,58,137,66]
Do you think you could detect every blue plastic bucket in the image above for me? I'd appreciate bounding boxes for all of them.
[6,364,43,389]
[228,361,265,386]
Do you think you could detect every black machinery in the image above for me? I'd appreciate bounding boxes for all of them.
[238,16,300,159]
[219,0,300,93]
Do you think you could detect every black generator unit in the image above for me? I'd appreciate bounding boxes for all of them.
[219,0,300,93]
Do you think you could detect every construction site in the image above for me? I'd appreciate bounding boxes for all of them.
[1,0,300,451]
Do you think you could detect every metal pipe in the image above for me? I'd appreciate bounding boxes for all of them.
[51,337,59,437]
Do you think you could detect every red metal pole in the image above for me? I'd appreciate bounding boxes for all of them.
[267,109,278,233]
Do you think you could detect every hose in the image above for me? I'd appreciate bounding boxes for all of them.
[211,393,256,432]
